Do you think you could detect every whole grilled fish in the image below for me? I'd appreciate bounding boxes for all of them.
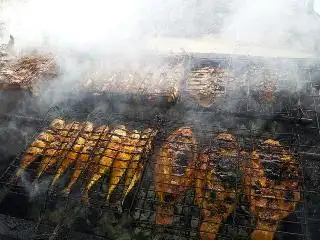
[16,118,65,178]
[63,125,108,195]
[155,127,197,225]
[36,121,74,179]
[242,139,301,240]
[83,125,126,204]
[106,128,142,202]
[51,122,93,186]
[121,128,157,204]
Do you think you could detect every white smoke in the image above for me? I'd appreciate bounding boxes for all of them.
[1,0,320,56]
[0,0,144,54]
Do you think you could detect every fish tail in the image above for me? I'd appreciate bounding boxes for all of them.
[122,171,141,205]
[15,168,24,178]
[63,170,80,195]
[51,171,61,186]
[251,230,275,240]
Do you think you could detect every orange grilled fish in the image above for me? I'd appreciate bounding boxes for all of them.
[106,127,143,202]
[63,125,108,195]
[16,118,65,178]
[242,139,301,240]
[195,133,238,239]
[36,121,74,179]
[83,125,125,204]
[121,128,157,204]
[51,122,93,186]
[155,127,197,225]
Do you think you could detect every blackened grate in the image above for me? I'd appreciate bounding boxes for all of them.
[0,54,319,239]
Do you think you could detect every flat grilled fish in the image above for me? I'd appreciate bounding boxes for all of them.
[242,139,301,240]
[155,127,197,225]
[195,133,238,240]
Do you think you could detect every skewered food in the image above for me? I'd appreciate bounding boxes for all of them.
[121,128,157,204]
[63,125,108,195]
[195,133,239,240]
[83,125,127,204]
[16,118,65,178]
[51,122,94,186]
[155,127,198,225]
[187,67,230,107]
[242,139,301,240]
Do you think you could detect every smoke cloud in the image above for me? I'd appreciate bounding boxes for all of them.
[1,0,320,57]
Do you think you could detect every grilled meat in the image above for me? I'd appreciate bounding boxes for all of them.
[83,125,126,204]
[51,122,94,186]
[16,118,65,178]
[195,133,239,240]
[242,139,301,240]
[122,128,157,204]
[63,125,106,195]
[155,127,197,225]
[187,67,229,107]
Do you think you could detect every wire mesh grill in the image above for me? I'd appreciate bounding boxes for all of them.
[0,55,320,239]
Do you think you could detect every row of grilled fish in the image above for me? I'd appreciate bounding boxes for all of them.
[155,128,301,240]
[16,119,157,204]
[16,120,300,239]
[187,67,277,108]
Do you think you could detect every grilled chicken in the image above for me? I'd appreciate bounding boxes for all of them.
[16,118,65,178]
[242,139,301,240]
[121,128,157,204]
[195,133,238,239]
[155,127,197,225]
[187,67,229,107]
[83,125,126,204]
[63,125,107,195]
[50,122,93,186]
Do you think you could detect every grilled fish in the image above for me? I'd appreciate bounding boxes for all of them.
[83,125,126,204]
[195,133,238,239]
[63,125,108,195]
[155,127,197,225]
[106,128,142,201]
[242,139,301,240]
[187,67,229,107]
[121,128,157,204]
[51,122,93,186]
[16,118,65,178]
[37,121,74,178]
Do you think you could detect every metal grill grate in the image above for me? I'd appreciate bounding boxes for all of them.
[0,55,319,239]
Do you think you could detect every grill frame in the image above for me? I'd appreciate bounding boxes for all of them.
[0,54,319,239]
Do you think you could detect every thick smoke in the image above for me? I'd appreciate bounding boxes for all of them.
[1,0,320,56]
